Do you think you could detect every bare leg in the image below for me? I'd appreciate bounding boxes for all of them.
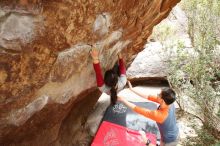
[139,130,148,144]
[139,130,155,146]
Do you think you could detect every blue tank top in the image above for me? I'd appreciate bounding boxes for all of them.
[157,104,179,143]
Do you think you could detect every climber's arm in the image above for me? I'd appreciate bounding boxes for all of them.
[90,48,104,87]
[118,53,126,75]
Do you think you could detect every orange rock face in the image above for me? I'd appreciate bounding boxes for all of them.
[0,0,180,145]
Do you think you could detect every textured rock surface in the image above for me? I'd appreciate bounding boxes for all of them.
[0,0,180,145]
[127,6,191,80]
[127,42,168,79]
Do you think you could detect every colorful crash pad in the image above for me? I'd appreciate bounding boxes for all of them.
[91,121,157,146]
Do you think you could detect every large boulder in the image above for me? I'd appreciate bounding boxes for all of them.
[0,0,180,145]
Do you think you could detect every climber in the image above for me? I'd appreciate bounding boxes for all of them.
[118,81,179,146]
[90,48,127,105]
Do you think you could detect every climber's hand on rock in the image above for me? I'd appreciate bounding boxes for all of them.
[118,52,122,59]
[90,48,99,63]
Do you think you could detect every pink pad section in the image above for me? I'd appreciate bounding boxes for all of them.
[92,121,156,146]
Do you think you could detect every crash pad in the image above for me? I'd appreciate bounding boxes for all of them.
[91,121,157,146]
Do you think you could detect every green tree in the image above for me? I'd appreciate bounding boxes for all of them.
[168,0,220,141]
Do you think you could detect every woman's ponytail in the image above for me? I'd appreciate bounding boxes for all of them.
[110,87,117,105]
[104,69,119,105]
